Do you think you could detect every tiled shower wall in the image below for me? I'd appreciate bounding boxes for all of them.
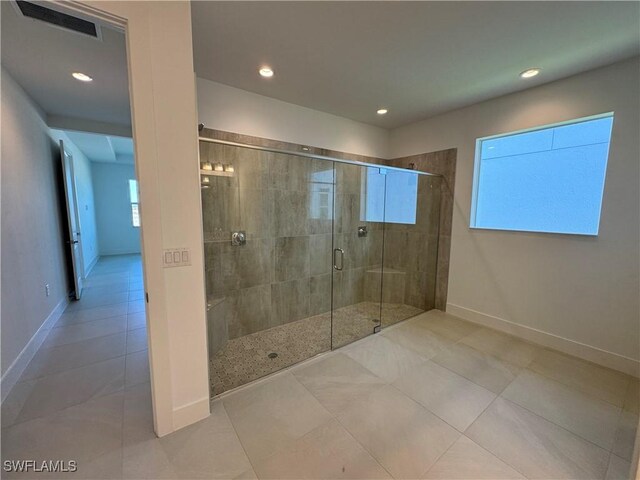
[200,143,386,355]
[379,174,442,323]
[386,149,457,310]
[200,128,457,357]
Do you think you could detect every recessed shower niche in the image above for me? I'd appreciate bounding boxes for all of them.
[199,130,453,396]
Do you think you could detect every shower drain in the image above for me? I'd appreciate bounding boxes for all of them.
[267,352,278,359]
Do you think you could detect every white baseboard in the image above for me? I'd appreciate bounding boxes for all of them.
[1,296,69,403]
[84,255,99,278]
[171,396,210,434]
[100,249,142,257]
[446,303,640,378]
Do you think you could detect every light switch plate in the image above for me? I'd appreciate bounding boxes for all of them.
[163,248,191,268]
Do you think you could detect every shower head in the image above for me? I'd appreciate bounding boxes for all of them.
[198,123,205,132]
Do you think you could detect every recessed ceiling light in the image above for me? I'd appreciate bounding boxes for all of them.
[259,67,274,78]
[520,68,540,79]
[377,108,388,115]
[72,72,93,82]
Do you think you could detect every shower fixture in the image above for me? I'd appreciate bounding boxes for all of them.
[231,231,246,246]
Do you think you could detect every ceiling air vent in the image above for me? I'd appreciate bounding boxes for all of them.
[15,1,99,38]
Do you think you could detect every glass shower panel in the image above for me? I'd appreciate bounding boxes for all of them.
[200,141,333,396]
[380,170,441,327]
[331,163,384,349]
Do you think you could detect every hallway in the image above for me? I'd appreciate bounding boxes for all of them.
[2,255,150,478]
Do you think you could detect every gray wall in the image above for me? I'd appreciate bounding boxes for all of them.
[390,57,640,365]
[1,67,70,376]
[91,162,141,256]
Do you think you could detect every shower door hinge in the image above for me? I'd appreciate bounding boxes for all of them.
[378,168,387,175]
[145,292,149,303]
[373,324,381,334]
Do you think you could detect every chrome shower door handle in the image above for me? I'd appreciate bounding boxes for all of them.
[333,248,344,271]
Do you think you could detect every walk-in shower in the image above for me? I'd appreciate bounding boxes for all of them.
[199,135,443,396]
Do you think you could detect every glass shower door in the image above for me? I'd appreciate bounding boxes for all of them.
[380,170,441,327]
[331,163,385,348]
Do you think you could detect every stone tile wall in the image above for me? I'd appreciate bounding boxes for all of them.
[199,128,456,356]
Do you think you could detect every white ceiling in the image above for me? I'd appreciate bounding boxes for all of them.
[1,1,131,127]
[2,2,638,132]
[191,1,640,128]
[62,130,134,164]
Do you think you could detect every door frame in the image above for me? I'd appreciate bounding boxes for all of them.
[50,0,210,436]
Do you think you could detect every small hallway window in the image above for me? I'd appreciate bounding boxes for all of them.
[471,113,614,235]
[129,179,140,227]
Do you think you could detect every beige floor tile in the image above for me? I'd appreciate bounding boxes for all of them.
[84,280,130,293]
[253,419,391,479]
[605,454,631,480]
[126,328,148,354]
[123,383,155,447]
[424,435,525,479]
[1,381,36,428]
[128,301,145,314]
[344,335,427,383]
[381,320,453,360]
[156,401,254,479]
[125,350,150,387]
[123,440,177,479]
[466,397,609,479]
[71,448,124,480]
[21,333,126,381]
[4,435,123,480]
[234,468,258,479]
[502,370,621,449]
[1,392,123,472]
[43,316,127,348]
[223,373,333,462]
[613,410,639,461]
[82,283,129,295]
[61,303,128,326]
[65,291,129,312]
[416,310,480,341]
[128,290,145,301]
[393,361,496,431]
[292,353,386,414]
[529,349,631,407]
[461,328,540,368]
[432,342,521,394]
[337,385,459,479]
[84,275,129,289]
[14,357,125,423]
[623,378,639,414]
[127,312,147,331]
[56,311,78,325]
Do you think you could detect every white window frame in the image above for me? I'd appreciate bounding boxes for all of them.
[470,112,614,236]
[128,178,140,227]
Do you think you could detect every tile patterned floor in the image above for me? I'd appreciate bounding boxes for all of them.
[2,261,638,479]
[210,302,424,395]
[1,255,149,479]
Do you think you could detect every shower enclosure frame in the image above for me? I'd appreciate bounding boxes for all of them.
[199,135,443,396]
[198,137,443,179]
